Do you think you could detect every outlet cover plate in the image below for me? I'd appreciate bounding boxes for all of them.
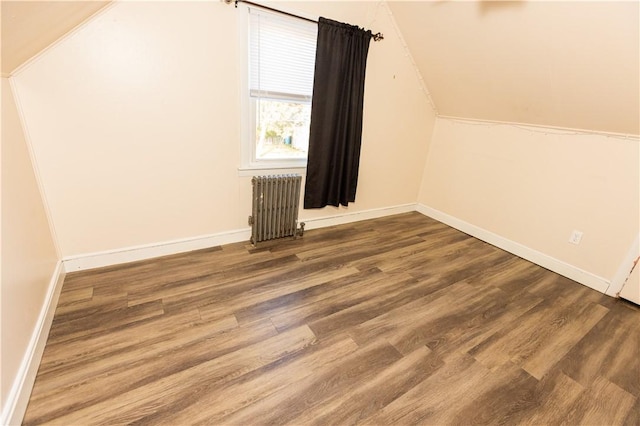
[569,230,583,245]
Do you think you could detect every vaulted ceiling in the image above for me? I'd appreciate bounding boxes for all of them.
[1,1,111,77]
[2,0,639,135]
[387,0,639,135]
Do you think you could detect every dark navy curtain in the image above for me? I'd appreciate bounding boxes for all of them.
[303,17,372,209]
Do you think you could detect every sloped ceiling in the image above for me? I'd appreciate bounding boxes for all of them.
[2,1,638,135]
[1,1,111,77]
[388,1,640,135]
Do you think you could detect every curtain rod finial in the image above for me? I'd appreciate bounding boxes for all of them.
[373,32,384,42]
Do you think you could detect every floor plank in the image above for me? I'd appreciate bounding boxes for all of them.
[23,212,640,425]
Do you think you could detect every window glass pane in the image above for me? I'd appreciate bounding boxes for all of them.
[255,99,311,160]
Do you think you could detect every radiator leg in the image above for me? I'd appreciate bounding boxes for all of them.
[296,222,305,238]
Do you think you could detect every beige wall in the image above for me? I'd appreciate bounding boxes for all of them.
[419,117,640,282]
[12,0,435,258]
[1,78,58,412]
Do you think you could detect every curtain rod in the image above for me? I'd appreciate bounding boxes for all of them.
[225,0,384,42]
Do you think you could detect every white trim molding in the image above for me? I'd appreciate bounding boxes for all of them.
[301,203,417,231]
[416,204,610,294]
[237,166,306,177]
[1,261,66,426]
[62,202,614,297]
[607,233,640,297]
[62,204,419,272]
[63,228,251,272]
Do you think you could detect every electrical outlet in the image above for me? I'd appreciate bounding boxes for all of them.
[569,230,583,245]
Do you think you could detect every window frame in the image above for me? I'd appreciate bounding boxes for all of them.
[237,3,316,174]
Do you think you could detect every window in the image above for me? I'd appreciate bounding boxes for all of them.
[246,7,317,167]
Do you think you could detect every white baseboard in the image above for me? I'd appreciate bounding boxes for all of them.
[63,204,418,273]
[63,228,251,272]
[301,203,417,230]
[416,204,610,294]
[59,201,611,289]
[1,261,66,426]
[63,202,610,296]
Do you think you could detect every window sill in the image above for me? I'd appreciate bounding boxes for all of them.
[238,165,307,177]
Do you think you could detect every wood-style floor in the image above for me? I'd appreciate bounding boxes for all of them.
[24,212,639,425]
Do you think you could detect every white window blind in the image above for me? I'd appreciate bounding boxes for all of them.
[249,8,317,102]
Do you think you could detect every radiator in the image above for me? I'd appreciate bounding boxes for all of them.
[249,174,305,246]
